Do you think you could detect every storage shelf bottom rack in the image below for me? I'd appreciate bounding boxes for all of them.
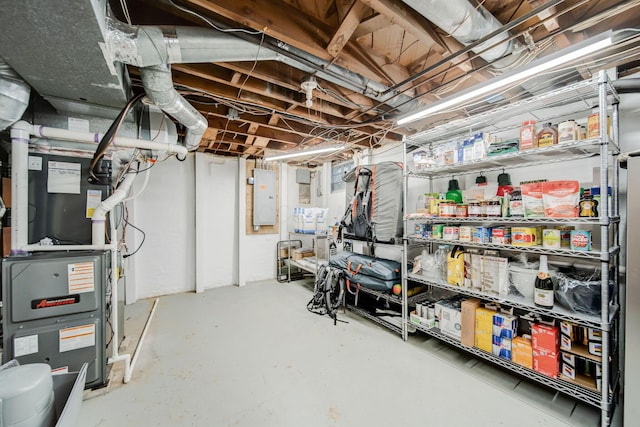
[412,323,616,410]
[345,304,403,336]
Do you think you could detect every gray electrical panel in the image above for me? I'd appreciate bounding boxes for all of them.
[253,169,276,226]
[2,251,109,388]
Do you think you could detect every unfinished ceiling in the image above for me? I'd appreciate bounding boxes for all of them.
[4,0,640,165]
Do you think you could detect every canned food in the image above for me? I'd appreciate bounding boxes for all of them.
[432,224,444,239]
[443,226,460,240]
[542,228,561,249]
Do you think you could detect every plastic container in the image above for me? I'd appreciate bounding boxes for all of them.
[509,262,557,300]
[520,120,538,150]
[446,179,463,203]
[537,123,558,147]
[0,363,55,427]
[558,120,578,143]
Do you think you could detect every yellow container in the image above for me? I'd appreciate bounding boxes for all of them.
[475,307,496,353]
[447,246,465,286]
[512,227,541,247]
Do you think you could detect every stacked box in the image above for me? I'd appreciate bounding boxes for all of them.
[472,227,492,243]
[475,307,496,353]
[492,312,518,360]
[532,324,560,378]
[512,336,533,369]
[461,299,481,347]
[560,321,603,357]
[560,352,603,391]
[435,300,462,340]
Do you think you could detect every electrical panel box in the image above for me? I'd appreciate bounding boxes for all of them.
[2,251,109,388]
[253,168,276,226]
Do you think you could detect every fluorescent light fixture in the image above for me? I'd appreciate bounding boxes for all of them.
[264,145,344,162]
[397,32,614,125]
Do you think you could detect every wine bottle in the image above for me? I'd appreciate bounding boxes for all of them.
[534,255,554,308]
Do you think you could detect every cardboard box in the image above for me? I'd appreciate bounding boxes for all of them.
[493,335,513,360]
[472,227,492,243]
[461,299,481,347]
[588,341,602,356]
[493,312,518,340]
[482,256,509,295]
[410,311,436,329]
[533,348,559,378]
[560,351,602,391]
[532,323,559,353]
[588,328,602,342]
[436,300,462,340]
[512,336,533,369]
[459,226,472,242]
[475,307,496,352]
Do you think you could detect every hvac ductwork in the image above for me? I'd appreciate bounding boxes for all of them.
[401,0,518,64]
[0,58,30,131]
[106,18,419,149]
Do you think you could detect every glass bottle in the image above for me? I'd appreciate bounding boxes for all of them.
[534,255,554,308]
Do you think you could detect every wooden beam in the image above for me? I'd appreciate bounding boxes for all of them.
[327,1,371,58]
[352,13,394,39]
[172,64,354,122]
[358,0,446,55]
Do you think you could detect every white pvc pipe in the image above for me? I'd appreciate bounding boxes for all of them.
[92,172,137,246]
[10,121,30,254]
[30,124,188,156]
[126,298,159,383]
[22,244,115,252]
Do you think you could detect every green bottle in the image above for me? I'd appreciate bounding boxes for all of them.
[446,179,463,203]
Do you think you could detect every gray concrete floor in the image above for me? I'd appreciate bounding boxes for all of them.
[78,279,605,427]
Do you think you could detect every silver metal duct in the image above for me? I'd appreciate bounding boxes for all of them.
[139,65,207,151]
[0,58,30,131]
[106,18,419,150]
[401,0,518,63]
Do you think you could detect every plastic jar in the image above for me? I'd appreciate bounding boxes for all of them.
[485,199,502,217]
[520,120,537,150]
[468,201,482,217]
[455,204,468,218]
[438,202,456,218]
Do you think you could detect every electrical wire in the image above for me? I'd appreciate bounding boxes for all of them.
[167,0,263,35]
[120,0,132,25]
[90,93,145,181]
[122,206,146,259]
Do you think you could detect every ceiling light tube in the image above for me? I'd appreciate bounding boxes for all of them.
[264,145,344,162]
[397,32,614,125]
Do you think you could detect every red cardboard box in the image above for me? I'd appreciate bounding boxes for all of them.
[533,348,559,378]
[532,323,559,353]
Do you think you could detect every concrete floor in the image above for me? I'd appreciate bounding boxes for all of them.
[78,279,605,427]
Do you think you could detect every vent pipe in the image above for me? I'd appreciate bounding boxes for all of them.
[401,0,519,64]
[0,58,30,131]
[106,18,420,149]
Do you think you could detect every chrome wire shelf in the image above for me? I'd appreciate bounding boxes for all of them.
[407,138,613,178]
[413,324,613,409]
[405,216,618,225]
[409,237,619,260]
[408,274,618,329]
[406,77,619,148]
[346,304,403,335]
[349,284,432,306]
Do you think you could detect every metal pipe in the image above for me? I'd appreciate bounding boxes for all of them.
[139,65,207,151]
[106,18,419,114]
[0,59,30,131]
